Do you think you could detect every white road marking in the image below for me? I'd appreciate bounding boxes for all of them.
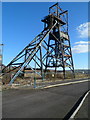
[43,79,89,89]
[69,90,90,119]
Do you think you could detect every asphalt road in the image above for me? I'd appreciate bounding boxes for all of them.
[2,79,89,119]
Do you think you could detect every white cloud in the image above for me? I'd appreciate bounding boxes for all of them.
[72,41,90,53]
[76,22,90,38]
[75,41,90,44]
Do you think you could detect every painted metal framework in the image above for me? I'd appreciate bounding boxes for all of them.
[2,3,75,84]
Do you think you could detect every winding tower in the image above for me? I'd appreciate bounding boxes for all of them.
[2,3,75,84]
[43,3,75,78]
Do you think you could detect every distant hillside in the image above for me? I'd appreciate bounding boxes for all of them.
[74,69,90,74]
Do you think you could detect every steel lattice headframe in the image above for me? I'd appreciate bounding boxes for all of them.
[2,3,75,84]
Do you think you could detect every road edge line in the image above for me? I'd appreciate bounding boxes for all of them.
[69,90,90,119]
[43,79,89,89]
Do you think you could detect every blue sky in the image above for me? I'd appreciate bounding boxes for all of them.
[2,2,89,69]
